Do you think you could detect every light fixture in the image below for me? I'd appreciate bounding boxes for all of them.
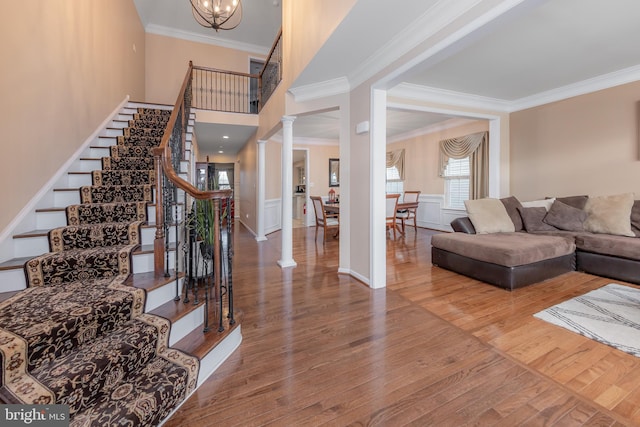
[190,0,242,32]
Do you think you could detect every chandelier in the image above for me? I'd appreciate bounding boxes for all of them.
[190,0,243,32]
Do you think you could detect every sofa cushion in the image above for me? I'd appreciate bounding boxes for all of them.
[500,196,524,231]
[518,207,557,232]
[631,200,640,237]
[464,198,515,234]
[431,232,575,267]
[583,193,635,237]
[576,233,640,261]
[521,197,555,211]
[543,200,587,231]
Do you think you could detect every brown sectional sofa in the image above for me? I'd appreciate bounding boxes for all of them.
[431,194,640,290]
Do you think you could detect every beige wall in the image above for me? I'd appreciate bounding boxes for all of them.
[145,33,264,105]
[511,81,640,201]
[387,120,490,195]
[238,139,257,232]
[0,0,145,234]
[294,143,340,199]
[265,140,282,200]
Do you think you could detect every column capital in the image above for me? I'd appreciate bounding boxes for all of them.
[281,115,296,124]
[256,139,267,145]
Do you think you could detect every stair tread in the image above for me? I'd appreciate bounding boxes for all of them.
[0,257,31,271]
[148,297,203,324]
[13,229,50,238]
[35,207,65,213]
[174,310,242,360]
[0,290,21,303]
[68,171,92,175]
[124,269,183,292]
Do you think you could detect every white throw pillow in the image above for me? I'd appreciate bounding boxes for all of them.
[464,198,516,234]
[583,193,635,237]
[521,197,555,211]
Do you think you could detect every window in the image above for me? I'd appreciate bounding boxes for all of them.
[217,171,231,190]
[443,157,469,209]
[386,165,404,194]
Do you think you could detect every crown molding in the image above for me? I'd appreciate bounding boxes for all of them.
[288,77,350,103]
[271,134,339,146]
[510,64,640,111]
[145,24,269,55]
[389,83,512,112]
[388,118,478,144]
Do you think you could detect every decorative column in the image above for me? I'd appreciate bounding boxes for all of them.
[278,116,297,268]
[255,139,267,242]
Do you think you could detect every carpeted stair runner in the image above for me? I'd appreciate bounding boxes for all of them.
[0,107,198,425]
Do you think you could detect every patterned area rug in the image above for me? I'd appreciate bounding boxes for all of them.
[534,283,640,357]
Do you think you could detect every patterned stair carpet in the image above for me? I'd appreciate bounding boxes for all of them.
[0,108,199,426]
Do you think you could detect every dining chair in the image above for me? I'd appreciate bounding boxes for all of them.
[310,196,339,244]
[385,193,401,239]
[396,190,421,234]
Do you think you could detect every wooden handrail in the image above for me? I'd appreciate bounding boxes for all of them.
[259,28,283,77]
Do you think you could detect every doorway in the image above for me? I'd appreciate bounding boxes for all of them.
[292,149,308,228]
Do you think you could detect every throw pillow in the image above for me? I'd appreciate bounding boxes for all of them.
[500,196,524,231]
[517,207,558,232]
[583,193,635,237]
[555,195,589,210]
[464,198,515,234]
[521,198,555,211]
[543,200,587,231]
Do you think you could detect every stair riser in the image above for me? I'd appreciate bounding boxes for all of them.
[68,174,92,188]
[53,191,80,207]
[36,210,67,230]
[95,137,117,148]
[14,236,49,258]
[104,128,124,137]
[169,304,205,346]
[77,159,103,172]
[133,251,175,274]
[0,268,27,292]
[145,277,185,312]
[111,121,128,130]
[89,147,111,158]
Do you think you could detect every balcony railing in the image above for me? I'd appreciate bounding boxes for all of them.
[191,28,282,114]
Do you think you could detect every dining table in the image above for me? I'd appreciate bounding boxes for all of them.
[324,201,419,235]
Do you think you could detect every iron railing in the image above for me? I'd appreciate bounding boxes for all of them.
[155,61,234,333]
[190,28,282,114]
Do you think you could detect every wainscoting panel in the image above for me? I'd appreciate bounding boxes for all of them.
[265,198,281,235]
[415,194,466,232]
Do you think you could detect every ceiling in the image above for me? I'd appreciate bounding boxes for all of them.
[135,0,640,155]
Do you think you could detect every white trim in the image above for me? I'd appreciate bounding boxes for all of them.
[387,118,478,144]
[369,88,387,289]
[0,95,130,262]
[389,83,512,112]
[145,24,269,55]
[510,64,640,111]
[339,268,370,286]
[288,77,350,103]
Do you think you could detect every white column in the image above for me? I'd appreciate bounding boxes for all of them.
[278,116,297,268]
[370,88,387,288]
[255,139,267,242]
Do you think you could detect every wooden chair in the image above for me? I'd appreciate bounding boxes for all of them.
[310,196,339,244]
[385,193,401,239]
[396,190,421,234]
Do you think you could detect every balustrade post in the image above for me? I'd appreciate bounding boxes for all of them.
[153,147,166,274]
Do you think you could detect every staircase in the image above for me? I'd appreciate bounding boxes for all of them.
[0,101,241,425]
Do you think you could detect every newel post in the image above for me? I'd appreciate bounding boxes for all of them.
[153,147,166,274]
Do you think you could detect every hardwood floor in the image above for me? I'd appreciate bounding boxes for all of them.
[166,225,637,426]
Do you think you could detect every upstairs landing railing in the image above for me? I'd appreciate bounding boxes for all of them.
[191,28,282,114]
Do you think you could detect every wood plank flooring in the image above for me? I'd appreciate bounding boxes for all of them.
[166,225,637,426]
